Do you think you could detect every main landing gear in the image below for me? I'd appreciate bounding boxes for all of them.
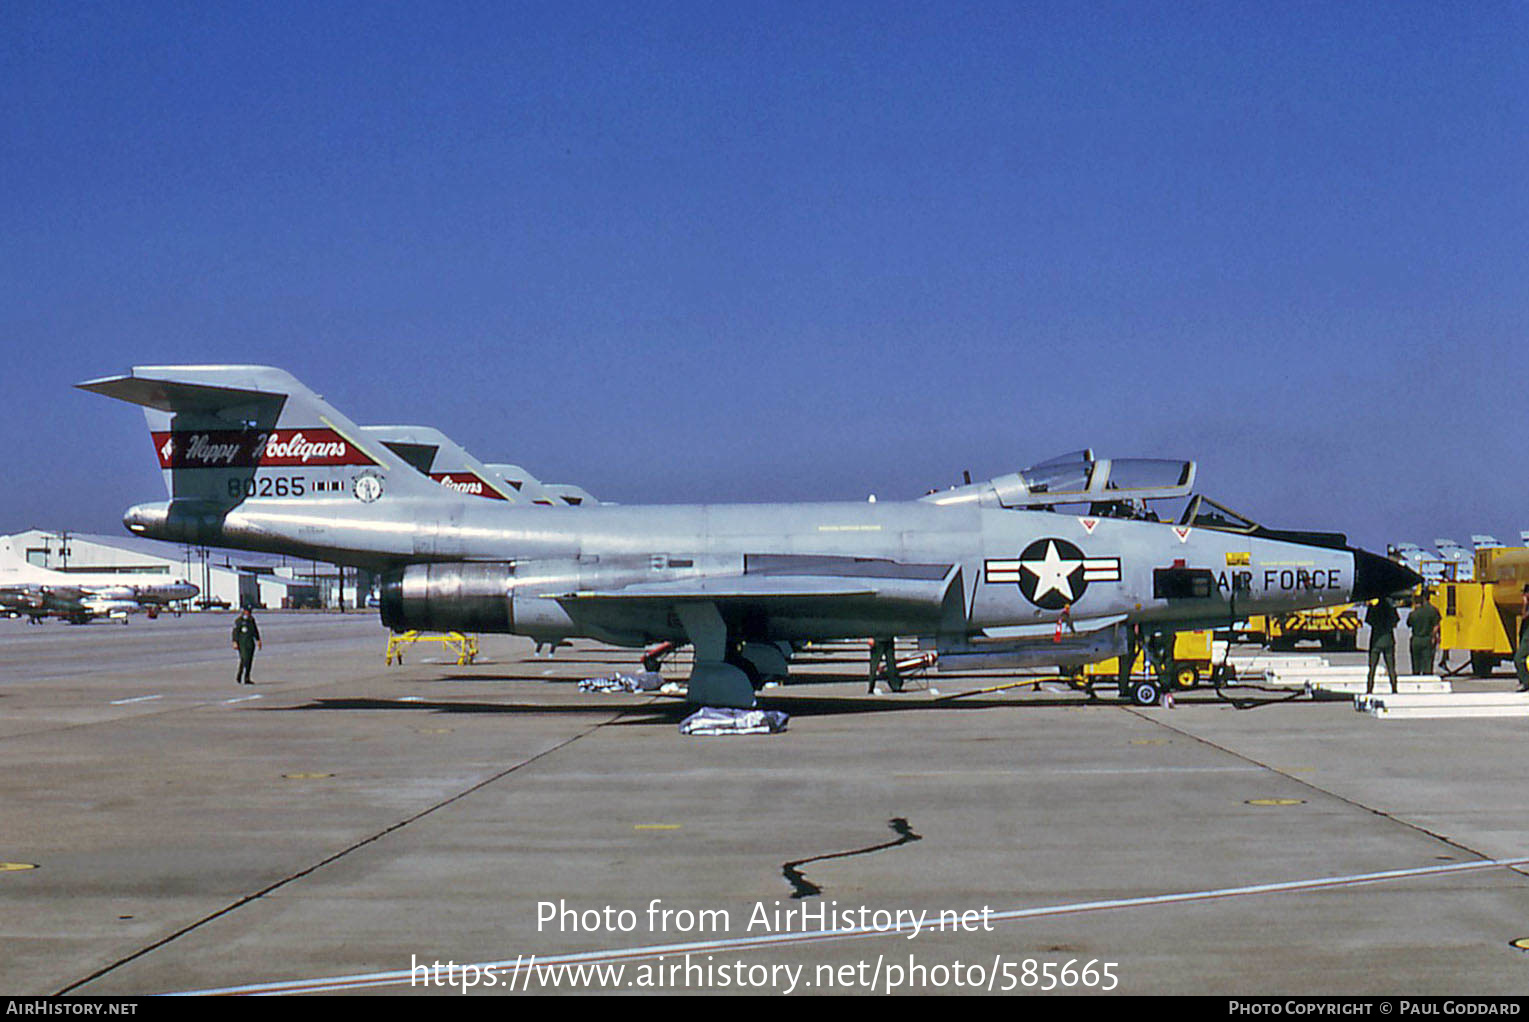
[1126,677,1162,707]
[1117,627,1188,706]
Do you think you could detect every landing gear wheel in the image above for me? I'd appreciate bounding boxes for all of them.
[1129,679,1162,706]
[728,653,764,690]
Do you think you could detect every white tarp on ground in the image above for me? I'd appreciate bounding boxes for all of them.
[578,671,666,693]
[679,707,790,736]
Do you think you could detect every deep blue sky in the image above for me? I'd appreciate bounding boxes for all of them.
[4,2,1524,551]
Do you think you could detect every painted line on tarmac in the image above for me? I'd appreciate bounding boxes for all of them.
[108,695,162,705]
[893,766,1261,779]
[221,695,263,705]
[169,854,1529,995]
[58,708,635,996]
[1126,706,1522,870]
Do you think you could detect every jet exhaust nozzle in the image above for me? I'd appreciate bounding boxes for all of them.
[123,501,226,545]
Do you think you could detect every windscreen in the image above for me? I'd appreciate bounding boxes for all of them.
[1020,460,1092,495]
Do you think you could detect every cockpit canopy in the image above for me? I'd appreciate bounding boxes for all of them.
[920,452,1350,548]
[921,449,1196,513]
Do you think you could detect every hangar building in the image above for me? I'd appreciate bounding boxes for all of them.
[3,529,368,611]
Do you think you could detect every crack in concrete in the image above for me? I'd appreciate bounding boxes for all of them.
[782,817,922,899]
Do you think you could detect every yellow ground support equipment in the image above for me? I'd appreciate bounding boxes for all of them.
[384,631,479,666]
[1435,547,1529,677]
[1078,629,1213,690]
[1245,605,1362,652]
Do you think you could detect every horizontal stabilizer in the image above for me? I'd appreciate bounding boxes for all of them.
[77,373,285,420]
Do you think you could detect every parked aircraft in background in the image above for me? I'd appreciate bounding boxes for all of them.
[360,426,601,507]
[484,464,602,507]
[0,538,198,623]
[361,425,555,504]
[1393,543,1440,583]
[81,365,1419,707]
[1434,539,1475,581]
[526,478,601,508]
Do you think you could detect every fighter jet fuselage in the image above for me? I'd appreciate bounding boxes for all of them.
[120,492,1389,648]
[84,365,1418,706]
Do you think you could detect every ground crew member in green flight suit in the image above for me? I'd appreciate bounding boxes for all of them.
[1365,596,1400,694]
[1515,585,1529,693]
[232,607,262,685]
[1145,629,1175,689]
[1408,591,1441,676]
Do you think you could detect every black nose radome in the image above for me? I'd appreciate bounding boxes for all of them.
[1352,548,1423,602]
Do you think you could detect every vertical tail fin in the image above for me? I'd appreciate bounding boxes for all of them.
[80,365,453,503]
[78,366,466,557]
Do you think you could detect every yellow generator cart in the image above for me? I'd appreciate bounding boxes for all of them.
[1436,547,1529,677]
[1078,629,1214,690]
[1261,605,1362,652]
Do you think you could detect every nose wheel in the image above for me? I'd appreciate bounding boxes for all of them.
[1127,678,1163,706]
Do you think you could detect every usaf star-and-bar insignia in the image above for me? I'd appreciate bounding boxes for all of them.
[984,538,1122,610]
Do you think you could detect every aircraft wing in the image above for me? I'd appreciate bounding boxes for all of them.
[554,576,882,601]
[545,555,964,638]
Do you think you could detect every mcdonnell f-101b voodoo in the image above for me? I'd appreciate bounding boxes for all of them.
[80,365,1419,708]
[358,424,600,507]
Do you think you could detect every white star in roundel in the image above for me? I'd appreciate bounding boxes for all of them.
[1022,540,1084,603]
